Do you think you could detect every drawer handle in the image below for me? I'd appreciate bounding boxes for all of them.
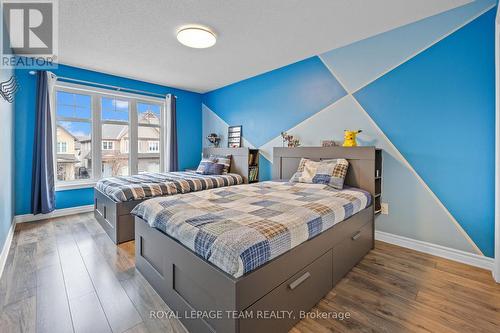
[94,198,97,209]
[352,231,361,241]
[103,206,107,219]
[289,272,311,290]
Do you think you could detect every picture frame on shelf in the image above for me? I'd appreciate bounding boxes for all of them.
[321,140,336,147]
[228,125,242,148]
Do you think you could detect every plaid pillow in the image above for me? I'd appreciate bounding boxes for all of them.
[200,162,224,175]
[209,154,232,174]
[196,157,217,174]
[290,158,349,189]
[296,158,309,172]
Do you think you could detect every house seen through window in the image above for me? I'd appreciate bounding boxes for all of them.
[54,84,164,184]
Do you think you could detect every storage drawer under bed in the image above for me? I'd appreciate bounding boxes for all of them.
[331,220,373,285]
[239,250,333,333]
[239,219,373,333]
[94,188,136,244]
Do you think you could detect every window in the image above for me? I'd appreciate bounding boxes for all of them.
[148,141,159,152]
[101,97,130,177]
[102,141,113,150]
[57,141,67,153]
[138,102,161,173]
[55,91,92,182]
[53,83,165,186]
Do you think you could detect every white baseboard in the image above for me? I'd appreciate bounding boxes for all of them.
[375,230,494,271]
[0,220,15,279]
[14,205,94,223]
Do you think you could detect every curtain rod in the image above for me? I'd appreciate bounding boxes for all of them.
[28,70,175,99]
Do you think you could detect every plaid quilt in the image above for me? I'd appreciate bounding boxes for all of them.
[95,171,243,202]
[132,181,371,278]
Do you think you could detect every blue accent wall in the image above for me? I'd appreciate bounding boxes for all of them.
[203,56,346,147]
[202,5,496,256]
[15,64,202,214]
[355,8,496,256]
[55,188,95,209]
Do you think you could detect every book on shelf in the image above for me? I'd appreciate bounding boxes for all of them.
[249,153,258,166]
[248,166,258,182]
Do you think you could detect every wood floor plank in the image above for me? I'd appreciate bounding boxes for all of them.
[78,213,105,236]
[0,295,36,333]
[0,238,18,308]
[434,257,495,284]
[123,323,149,333]
[335,279,459,333]
[4,242,37,306]
[415,288,500,332]
[90,232,136,281]
[69,291,112,333]
[121,273,187,333]
[359,252,500,305]
[36,263,74,333]
[57,237,95,300]
[2,215,500,333]
[366,250,500,294]
[70,222,142,333]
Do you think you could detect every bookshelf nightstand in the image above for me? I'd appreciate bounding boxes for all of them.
[202,147,260,184]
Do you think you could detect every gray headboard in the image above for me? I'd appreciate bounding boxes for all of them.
[272,147,376,196]
[202,147,251,183]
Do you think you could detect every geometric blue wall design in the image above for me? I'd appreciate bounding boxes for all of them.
[257,95,478,254]
[355,8,496,256]
[321,0,496,93]
[202,2,496,257]
[203,56,347,147]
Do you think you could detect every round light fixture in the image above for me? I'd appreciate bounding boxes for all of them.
[177,26,216,48]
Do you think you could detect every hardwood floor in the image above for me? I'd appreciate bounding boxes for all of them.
[0,213,499,333]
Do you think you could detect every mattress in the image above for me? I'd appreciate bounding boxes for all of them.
[132,181,371,278]
[95,171,243,202]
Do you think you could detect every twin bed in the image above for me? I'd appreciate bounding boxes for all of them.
[93,146,378,333]
[94,171,243,243]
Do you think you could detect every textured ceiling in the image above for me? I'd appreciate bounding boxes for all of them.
[58,0,471,93]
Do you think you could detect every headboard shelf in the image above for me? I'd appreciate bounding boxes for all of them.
[203,147,259,184]
[272,147,382,203]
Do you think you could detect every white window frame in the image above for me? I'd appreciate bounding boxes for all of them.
[52,81,165,190]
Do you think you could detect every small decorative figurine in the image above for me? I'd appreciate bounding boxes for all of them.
[281,132,301,147]
[342,130,362,147]
[321,140,336,147]
[206,133,220,147]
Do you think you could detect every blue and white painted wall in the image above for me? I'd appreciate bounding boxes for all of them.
[203,0,496,257]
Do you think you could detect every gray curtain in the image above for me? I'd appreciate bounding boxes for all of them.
[32,71,55,214]
[167,94,178,171]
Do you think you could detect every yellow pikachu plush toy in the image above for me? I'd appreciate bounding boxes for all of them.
[342,130,362,147]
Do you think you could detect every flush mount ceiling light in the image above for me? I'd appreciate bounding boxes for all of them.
[177,26,216,49]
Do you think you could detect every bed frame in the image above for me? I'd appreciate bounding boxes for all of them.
[94,151,249,244]
[134,147,378,333]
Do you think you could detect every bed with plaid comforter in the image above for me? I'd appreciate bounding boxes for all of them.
[131,181,371,278]
[95,171,243,202]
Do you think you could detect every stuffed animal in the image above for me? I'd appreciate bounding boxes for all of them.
[342,130,362,147]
